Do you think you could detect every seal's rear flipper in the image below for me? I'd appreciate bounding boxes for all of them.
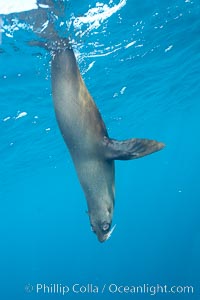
[103,136,165,160]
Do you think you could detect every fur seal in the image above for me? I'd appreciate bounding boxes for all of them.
[50,41,165,242]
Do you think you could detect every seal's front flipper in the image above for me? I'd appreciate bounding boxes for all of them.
[103,136,165,160]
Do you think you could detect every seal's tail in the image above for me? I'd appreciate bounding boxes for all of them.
[103,136,165,160]
[29,38,71,52]
[27,0,71,52]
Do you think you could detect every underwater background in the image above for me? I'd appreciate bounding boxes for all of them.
[0,0,200,299]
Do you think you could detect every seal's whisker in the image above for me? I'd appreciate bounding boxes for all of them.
[106,224,116,240]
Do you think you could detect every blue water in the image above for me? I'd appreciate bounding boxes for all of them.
[1,0,200,299]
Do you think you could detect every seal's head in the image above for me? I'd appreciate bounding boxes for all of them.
[89,210,116,242]
[91,221,111,242]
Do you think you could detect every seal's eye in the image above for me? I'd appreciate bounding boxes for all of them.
[107,206,112,214]
[91,224,96,234]
[101,222,110,232]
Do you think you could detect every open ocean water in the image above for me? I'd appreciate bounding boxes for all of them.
[0,0,200,299]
